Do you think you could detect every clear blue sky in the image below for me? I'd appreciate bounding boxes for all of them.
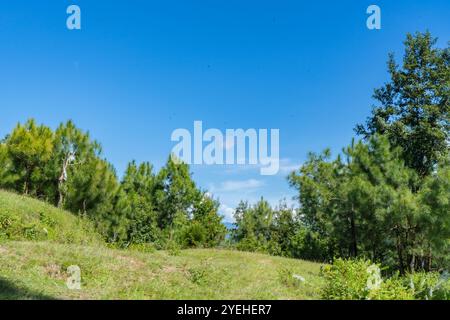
[1,1,449,222]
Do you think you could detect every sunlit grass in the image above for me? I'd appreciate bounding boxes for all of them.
[0,241,323,300]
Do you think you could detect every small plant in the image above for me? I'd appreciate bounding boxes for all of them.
[166,239,181,256]
[23,224,45,240]
[0,213,19,239]
[39,212,56,228]
[278,267,305,288]
[188,259,213,285]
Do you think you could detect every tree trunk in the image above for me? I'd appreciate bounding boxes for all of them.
[427,246,433,272]
[23,164,34,195]
[58,181,64,208]
[350,206,358,257]
[58,155,72,208]
[410,254,416,273]
[396,231,405,275]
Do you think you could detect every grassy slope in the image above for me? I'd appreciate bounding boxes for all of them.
[0,242,323,300]
[0,190,101,244]
[0,190,323,300]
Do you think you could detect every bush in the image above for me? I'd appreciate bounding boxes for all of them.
[369,277,414,300]
[278,266,306,288]
[406,272,450,300]
[187,258,229,288]
[321,258,373,299]
[235,234,262,253]
[165,239,181,256]
[188,261,212,285]
[181,221,207,248]
[321,258,414,300]
[265,240,283,256]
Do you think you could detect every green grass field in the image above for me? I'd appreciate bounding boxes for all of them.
[0,190,323,300]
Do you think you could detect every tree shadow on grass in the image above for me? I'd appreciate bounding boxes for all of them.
[0,277,56,300]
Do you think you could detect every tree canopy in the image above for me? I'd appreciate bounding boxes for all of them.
[356,32,449,177]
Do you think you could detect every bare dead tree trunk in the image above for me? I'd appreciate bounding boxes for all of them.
[23,181,29,195]
[58,153,74,208]
[58,176,64,208]
[58,176,65,208]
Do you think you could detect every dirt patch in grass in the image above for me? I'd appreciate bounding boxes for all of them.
[115,255,146,270]
[258,259,273,265]
[43,263,65,280]
[162,266,178,274]
[0,246,9,255]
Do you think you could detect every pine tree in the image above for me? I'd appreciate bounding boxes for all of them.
[153,156,199,230]
[356,32,450,177]
[288,135,436,272]
[419,161,450,270]
[117,161,159,244]
[51,120,101,208]
[191,193,226,247]
[2,119,54,196]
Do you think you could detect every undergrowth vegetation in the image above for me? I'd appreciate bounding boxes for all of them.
[321,259,450,300]
[0,190,100,245]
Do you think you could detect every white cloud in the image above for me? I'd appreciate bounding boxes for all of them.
[278,158,302,174]
[219,204,235,223]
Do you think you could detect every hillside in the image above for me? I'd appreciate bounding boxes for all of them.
[0,190,101,244]
[0,190,323,300]
[0,242,323,300]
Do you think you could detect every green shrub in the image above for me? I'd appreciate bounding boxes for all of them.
[265,240,283,256]
[181,221,207,248]
[433,277,450,300]
[369,277,414,300]
[321,258,373,300]
[166,239,181,256]
[187,259,228,288]
[321,258,413,300]
[188,263,211,285]
[235,235,262,253]
[278,266,306,288]
[406,272,450,300]
[39,212,56,228]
